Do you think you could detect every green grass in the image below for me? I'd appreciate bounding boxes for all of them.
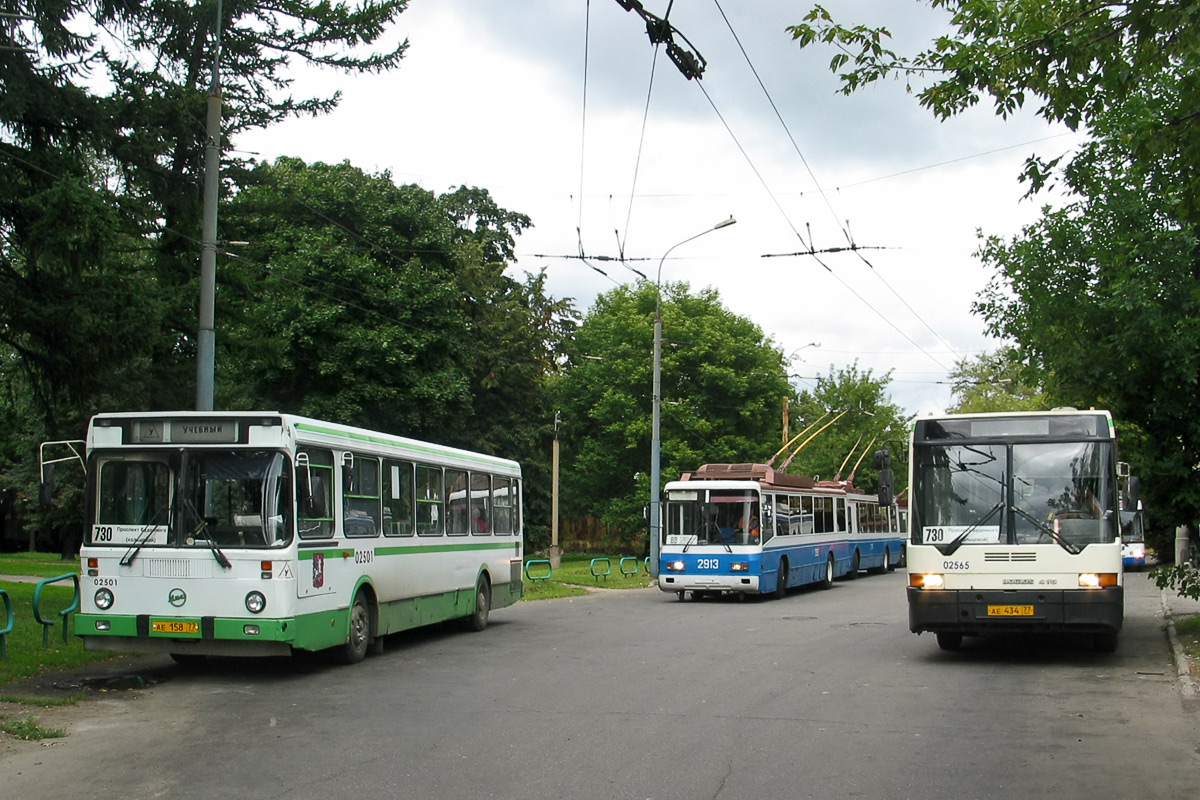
[0,552,80,579]
[521,553,654,597]
[1174,614,1200,658]
[0,579,119,687]
[0,715,66,740]
[0,551,652,686]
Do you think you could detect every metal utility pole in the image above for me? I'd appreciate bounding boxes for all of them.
[551,411,562,569]
[196,0,223,411]
[649,217,736,578]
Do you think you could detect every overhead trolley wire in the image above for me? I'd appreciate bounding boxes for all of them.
[709,0,958,369]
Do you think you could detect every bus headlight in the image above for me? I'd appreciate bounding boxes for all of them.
[730,562,750,572]
[245,591,267,614]
[1079,573,1118,588]
[667,560,685,572]
[94,588,115,610]
[910,573,944,589]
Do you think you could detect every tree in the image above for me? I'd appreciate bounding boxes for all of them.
[219,157,574,535]
[555,281,792,549]
[784,363,909,495]
[0,1,413,551]
[946,347,1048,414]
[789,1,1200,539]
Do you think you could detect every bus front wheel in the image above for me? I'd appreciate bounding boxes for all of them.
[936,632,962,651]
[819,555,835,590]
[774,559,788,600]
[339,592,371,665]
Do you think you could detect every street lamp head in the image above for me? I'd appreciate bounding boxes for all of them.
[713,216,736,230]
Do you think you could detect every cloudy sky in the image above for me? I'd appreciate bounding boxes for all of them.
[237,0,1078,417]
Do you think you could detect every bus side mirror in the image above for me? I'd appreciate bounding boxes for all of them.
[874,449,894,507]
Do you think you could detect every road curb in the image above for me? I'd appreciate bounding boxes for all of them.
[1160,587,1198,700]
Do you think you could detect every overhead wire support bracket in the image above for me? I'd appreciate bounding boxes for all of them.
[760,245,893,259]
[613,0,707,80]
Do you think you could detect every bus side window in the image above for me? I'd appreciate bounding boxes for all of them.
[383,459,414,536]
[417,465,443,536]
[471,472,491,535]
[446,469,469,535]
[296,448,335,540]
[343,453,381,538]
[493,476,513,534]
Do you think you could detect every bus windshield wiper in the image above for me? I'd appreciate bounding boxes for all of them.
[120,505,171,567]
[1011,505,1081,555]
[182,499,232,569]
[939,501,1003,557]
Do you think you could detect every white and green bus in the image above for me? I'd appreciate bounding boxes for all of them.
[72,412,523,664]
[906,409,1124,653]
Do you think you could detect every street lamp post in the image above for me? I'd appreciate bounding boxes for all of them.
[650,216,736,578]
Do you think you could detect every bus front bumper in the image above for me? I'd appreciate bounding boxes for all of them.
[658,574,760,594]
[907,587,1123,634]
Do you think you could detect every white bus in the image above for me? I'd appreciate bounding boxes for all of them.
[906,410,1123,652]
[657,463,904,600]
[71,412,523,664]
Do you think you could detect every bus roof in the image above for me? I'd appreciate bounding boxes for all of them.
[675,463,865,495]
[87,411,521,474]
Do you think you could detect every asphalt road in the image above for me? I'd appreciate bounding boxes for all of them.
[4,570,1199,799]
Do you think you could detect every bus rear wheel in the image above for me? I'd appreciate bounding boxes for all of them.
[467,576,491,632]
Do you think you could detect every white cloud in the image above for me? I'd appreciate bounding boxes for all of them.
[237,0,1077,417]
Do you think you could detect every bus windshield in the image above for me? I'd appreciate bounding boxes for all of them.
[664,489,760,546]
[94,449,292,548]
[914,440,1116,549]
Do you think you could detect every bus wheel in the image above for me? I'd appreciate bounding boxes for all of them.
[936,632,962,651]
[869,548,889,575]
[774,559,788,600]
[339,592,370,664]
[886,547,897,572]
[820,555,835,590]
[1094,630,1119,653]
[467,576,491,632]
[846,550,860,580]
[676,591,686,601]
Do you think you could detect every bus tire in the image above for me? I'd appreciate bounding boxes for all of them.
[467,576,491,632]
[886,547,897,572]
[936,632,962,651]
[339,592,371,665]
[774,559,788,600]
[820,555,835,590]
[846,550,860,579]
[1094,630,1119,653]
